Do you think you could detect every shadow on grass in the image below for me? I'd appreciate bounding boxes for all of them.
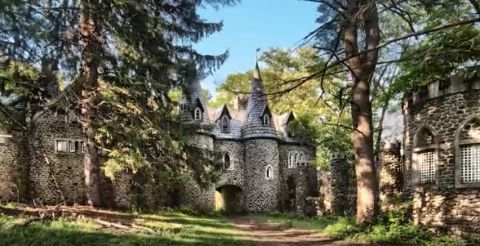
[0,223,254,246]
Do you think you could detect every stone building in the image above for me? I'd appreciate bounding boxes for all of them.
[402,75,480,235]
[178,63,317,214]
[0,62,317,214]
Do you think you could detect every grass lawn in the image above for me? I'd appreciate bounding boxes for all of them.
[0,205,254,246]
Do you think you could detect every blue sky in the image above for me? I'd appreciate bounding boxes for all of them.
[194,0,319,97]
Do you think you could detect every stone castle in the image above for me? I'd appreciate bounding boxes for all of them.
[177,63,317,214]
[0,63,317,215]
[318,75,480,236]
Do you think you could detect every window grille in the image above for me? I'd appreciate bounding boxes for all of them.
[460,144,480,183]
[69,141,76,152]
[418,151,436,183]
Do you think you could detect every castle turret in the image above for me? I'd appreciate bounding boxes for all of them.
[178,66,210,123]
[178,67,215,211]
[242,62,280,212]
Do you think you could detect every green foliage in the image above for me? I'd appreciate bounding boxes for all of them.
[214,47,352,167]
[256,212,469,246]
[395,25,480,92]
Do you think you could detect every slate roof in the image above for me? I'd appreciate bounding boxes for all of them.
[182,62,308,143]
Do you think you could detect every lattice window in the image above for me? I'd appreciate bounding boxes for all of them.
[418,151,436,183]
[460,144,480,183]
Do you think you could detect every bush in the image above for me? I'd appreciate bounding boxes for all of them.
[324,217,358,239]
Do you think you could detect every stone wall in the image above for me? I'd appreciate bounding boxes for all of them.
[214,140,245,189]
[277,143,316,213]
[403,76,480,235]
[378,142,403,210]
[0,130,29,202]
[244,139,279,212]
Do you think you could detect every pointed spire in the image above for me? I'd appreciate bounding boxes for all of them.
[242,61,276,139]
[253,62,262,81]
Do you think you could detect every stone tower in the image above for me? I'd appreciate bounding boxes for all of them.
[242,62,280,212]
[178,68,215,211]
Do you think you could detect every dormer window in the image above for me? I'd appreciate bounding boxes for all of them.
[287,122,296,138]
[194,107,202,120]
[263,114,270,126]
[221,115,230,133]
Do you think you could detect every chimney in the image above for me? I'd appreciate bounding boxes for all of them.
[233,97,239,110]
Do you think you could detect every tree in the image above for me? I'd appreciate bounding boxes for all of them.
[0,0,238,206]
[292,0,480,224]
[212,47,352,167]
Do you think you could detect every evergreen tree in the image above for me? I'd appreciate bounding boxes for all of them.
[0,0,238,206]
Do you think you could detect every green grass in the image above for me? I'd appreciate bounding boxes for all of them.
[254,213,471,246]
[0,210,254,246]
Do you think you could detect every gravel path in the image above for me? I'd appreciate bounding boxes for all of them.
[229,216,390,246]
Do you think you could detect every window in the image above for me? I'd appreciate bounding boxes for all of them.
[263,114,270,126]
[298,152,306,166]
[287,122,295,138]
[455,116,480,187]
[0,135,12,145]
[418,151,436,183]
[82,142,85,153]
[221,115,230,133]
[460,145,480,183]
[265,165,273,180]
[288,152,296,168]
[194,107,202,120]
[224,153,233,170]
[69,141,76,152]
[56,140,68,152]
[413,125,438,185]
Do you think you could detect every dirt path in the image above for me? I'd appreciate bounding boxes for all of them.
[229,216,387,246]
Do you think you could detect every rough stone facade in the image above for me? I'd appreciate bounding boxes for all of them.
[402,76,480,235]
[0,63,317,214]
[177,63,317,214]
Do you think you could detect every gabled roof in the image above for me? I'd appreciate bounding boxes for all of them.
[212,104,232,121]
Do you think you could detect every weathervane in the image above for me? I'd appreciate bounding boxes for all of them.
[256,48,261,62]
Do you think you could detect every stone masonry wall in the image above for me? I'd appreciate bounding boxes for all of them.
[244,139,279,212]
[278,143,316,213]
[379,142,403,210]
[181,134,215,212]
[0,131,29,202]
[214,140,245,189]
[404,81,480,235]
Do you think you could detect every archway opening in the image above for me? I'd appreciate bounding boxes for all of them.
[286,175,296,212]
[215,185,244,215]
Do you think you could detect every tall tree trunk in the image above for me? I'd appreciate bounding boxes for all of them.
[80,2,102,207]
[344,0,380,224]
[351,78,378,224]
[374,104,388,155]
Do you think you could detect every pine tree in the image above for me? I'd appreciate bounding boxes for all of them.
[0,0,238,206]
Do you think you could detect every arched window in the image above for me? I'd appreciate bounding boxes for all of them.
[265,165,273,180]
[263,114,270,126]
[194,107,202,120]
[288,152,296,168]
[455,116,480,188]
[224,153,233,170]
[413,125,438,185]
[287,122,296,138]
[221,115,230,133]
[298,152,306,166]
